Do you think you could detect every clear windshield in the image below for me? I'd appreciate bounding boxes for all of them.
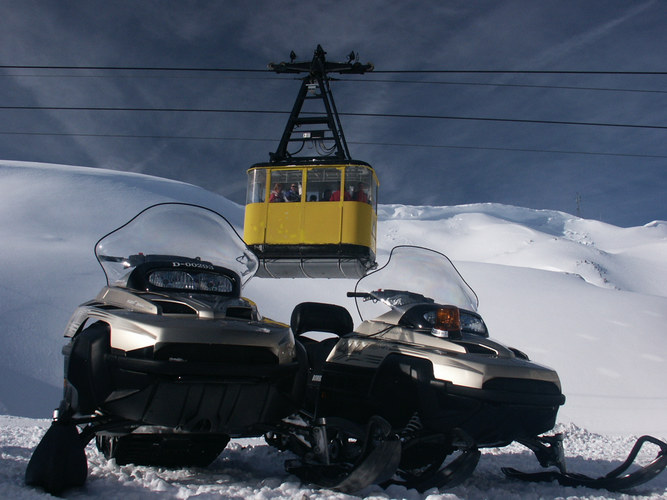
[95,203,258,288]
[353,246,478,321]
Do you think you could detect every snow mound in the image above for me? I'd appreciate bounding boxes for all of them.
[380,203,667,297]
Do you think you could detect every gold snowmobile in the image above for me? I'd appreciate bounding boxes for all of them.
[266,245,667,493]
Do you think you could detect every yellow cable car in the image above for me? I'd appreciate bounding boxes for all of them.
[244,160,378,278]
[244,46,377,278]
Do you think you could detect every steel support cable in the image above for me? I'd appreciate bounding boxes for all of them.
[372,69,667,75]
[339,111,667,130]
[0,65,266,72]
[2,130,666,160]
[1,105,665,130]
[2,70,664,94]
[341,78,667,95]
[1,65,666,75]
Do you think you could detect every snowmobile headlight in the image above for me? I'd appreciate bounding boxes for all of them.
[459,311,488,337]
[147,269,233,293]
[431,306,462,339]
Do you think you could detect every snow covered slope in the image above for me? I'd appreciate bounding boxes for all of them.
[0,160,665,499]
[0,161,244,417]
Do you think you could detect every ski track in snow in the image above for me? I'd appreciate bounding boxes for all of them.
[2,417,666,499]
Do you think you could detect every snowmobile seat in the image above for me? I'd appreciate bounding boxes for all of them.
[290,302,353,337]
[290,302,353,373]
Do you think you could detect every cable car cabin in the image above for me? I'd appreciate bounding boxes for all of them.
[244,160,378,278]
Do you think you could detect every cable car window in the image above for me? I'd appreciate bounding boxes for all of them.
[246,169,267,204]
[269,170,302,202]
[345,165,373,204]
[306,168,341,202]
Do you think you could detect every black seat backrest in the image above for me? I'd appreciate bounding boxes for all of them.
[290,302,353,337]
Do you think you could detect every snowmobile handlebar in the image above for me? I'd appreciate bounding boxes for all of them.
[348,289,435,305]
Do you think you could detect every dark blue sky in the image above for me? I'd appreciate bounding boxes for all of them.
[1,0,665,226]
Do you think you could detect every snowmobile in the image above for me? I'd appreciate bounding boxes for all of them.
[24,203,306,495]
[265,245,667,493]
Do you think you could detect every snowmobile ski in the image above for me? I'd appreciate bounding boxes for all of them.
[24,420,88,495]
[286,416,401,493]
[503,434,667,492]
[386,447,482,492]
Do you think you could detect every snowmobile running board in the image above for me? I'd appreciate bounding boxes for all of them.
[503,434,667,492]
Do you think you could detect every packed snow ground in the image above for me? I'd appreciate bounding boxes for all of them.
[0,161,665,499]
[3,416,666,500]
